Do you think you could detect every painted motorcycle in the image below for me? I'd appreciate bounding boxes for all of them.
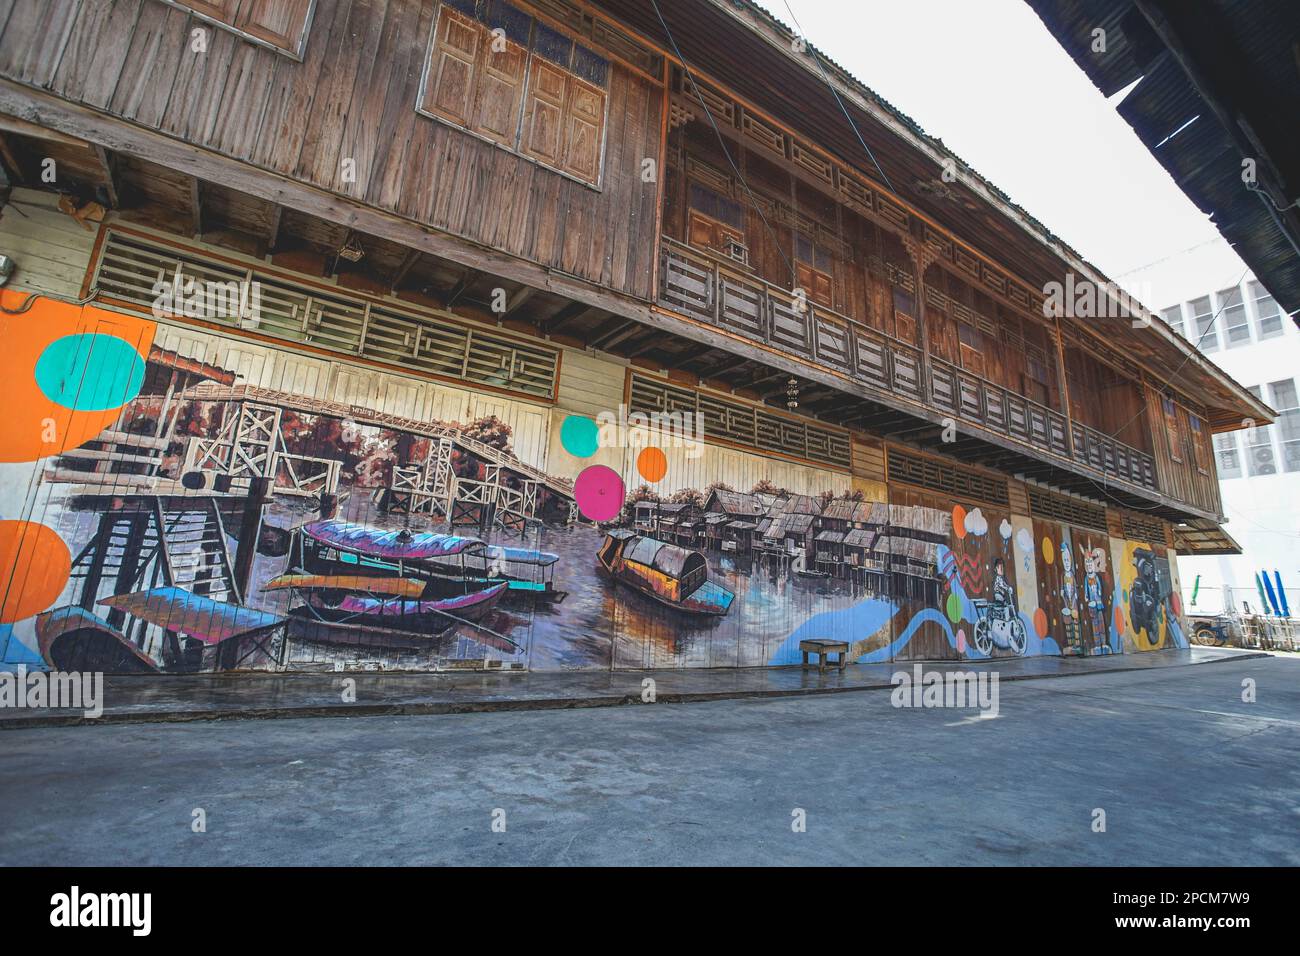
[1129,547,1161,637]
[971,598,1028,655]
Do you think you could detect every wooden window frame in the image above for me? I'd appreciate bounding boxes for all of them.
[1189,414,1210,476]
[794,232,834,309]
[892,288,917,345]
[686,209,744,257]
[1022,354,1051,407]
[417,1,611,191]
[1162,396,1184,464]
[161,0,316,59]
[626,371,851,471]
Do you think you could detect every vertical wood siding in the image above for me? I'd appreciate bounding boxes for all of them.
[0,0,663,300]
[0,187,98,297]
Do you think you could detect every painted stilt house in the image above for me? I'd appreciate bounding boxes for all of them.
[701,488,764,555]
[0,0,1270,674]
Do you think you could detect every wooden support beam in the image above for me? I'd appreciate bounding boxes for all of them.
[0,132,22,184]
[445,268,480,307]
[622,331,667,359]
[592,320,640,350]
[0,113,84,147]
[541,301,592,335]
[504,285,535,314]
[390,246,422,290]
[698,356,756,381]
[188,176,202,238]
[264,203,283,256]
[747,370,788,389]
[93,144,119,209]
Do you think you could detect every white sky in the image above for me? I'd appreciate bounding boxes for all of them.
[771,0,1249,309]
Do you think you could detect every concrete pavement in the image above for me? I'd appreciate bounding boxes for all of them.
[0,654,1295,865]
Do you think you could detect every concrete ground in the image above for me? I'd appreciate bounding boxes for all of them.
[1,655,1296,865]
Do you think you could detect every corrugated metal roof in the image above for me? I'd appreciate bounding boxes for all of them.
[1027,0,1300,328]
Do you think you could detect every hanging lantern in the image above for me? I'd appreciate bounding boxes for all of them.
[786,376,799,410]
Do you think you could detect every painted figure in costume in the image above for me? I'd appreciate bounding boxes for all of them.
[1059,543,1082,654]
[1081,547,1108,653]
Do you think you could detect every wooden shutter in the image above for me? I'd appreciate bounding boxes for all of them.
[522,58,567,167]
[687,212,743,255]
[472,33,527,146]
[688,211,717,249]
[957,321,984,376]
[796,262,832,308]
[893,289,917,344]
[236,0,312,51]
[1162,398,1183,463]
[187,0,240,20]
[423,7,483,128]
[561,76,605,183]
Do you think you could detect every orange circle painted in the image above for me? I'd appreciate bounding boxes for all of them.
[636,446,668,483]
[0,520,71,623]
[1033,607,1049,638]
[951,504,966,539]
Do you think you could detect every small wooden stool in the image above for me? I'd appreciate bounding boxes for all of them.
[799,638,850,673]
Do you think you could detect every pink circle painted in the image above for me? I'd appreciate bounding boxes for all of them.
[574,465,624,522]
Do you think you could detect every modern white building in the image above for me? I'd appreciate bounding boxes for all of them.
[1160,274,1299,617]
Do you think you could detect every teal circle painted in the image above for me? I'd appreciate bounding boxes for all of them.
[34,334,145,412]
[560,414,599,458]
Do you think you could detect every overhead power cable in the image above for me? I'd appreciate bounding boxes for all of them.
[649,0,796,287]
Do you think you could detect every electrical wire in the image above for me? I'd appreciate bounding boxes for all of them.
[0,291,39,313]
[1063,267,1249,512]
[1097,267,1250,450]
[0,287,101,314]
[780,0,894,193]
[648,0,796,287]
[1111,236,1229,279]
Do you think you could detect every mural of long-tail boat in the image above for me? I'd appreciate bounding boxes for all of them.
[261,519,543,649]
[276,579,510,649]
[597,530,735,617]
[97,587,286,671]
[289,520,565,605]
[35,607,160,674]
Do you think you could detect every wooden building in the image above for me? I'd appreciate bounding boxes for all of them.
[0,0,1273,672]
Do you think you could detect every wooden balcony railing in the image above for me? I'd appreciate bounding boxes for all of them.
[927,356,1071,460]
[659,237,1159,494]
[1070,421,1158,490]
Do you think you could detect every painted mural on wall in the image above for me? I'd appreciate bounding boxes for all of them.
[0,295,1186,674]
[1114,539,1187,651]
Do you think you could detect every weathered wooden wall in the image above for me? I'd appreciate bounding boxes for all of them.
[0,0,663,299]
[0,187,97,296]
[1144,387,1224,518]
